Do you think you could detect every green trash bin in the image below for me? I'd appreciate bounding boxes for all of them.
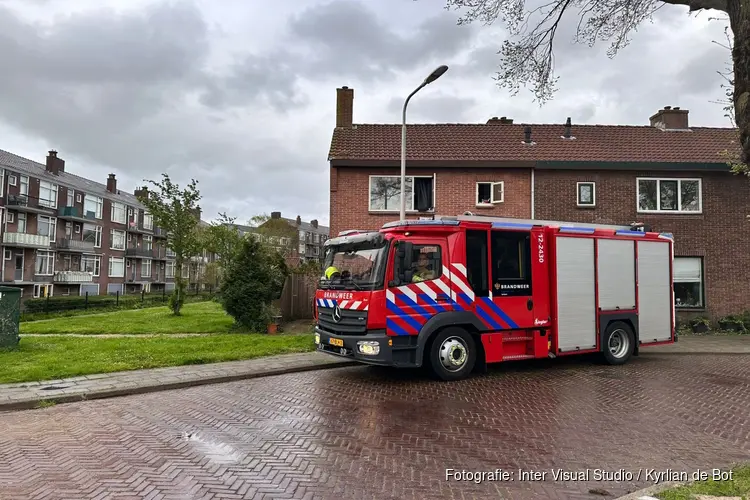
[0,286,21,348]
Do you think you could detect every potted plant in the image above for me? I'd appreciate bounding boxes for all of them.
[689,317,711,334]
[264,303,282,334]
[718,314,747,333]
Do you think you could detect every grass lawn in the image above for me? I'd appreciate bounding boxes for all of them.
[656,464,750,499]
[0,334,315,384]
[20,301,236,335]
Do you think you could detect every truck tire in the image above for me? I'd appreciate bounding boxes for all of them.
[602,321,635,365]
[427,327,476,381]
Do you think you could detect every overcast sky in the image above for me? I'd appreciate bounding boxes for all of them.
[0,0,731,227]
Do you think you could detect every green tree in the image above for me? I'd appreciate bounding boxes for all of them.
[203,212,245,272]
[248,213,298,260]
[219,236,289,331]
[136,174,202,315]
[433,0,750,166]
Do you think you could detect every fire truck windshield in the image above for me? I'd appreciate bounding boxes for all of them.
[319,241,388,291]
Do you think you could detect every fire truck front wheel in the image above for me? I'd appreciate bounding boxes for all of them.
[427,327,477,381]
[602,321,635,365]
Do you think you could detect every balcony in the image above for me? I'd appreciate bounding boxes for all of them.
[5,194,57,215]
[125,247,155,258]
[55,238,96,253]
[53,271,94,283]
[57,206,96,223]
[3,232,50,248]
[127,220,154,234]
[153,227,168,238]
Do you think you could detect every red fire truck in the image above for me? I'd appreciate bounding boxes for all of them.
[314,214,676,381]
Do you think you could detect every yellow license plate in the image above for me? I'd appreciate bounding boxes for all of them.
[329,337,344,347]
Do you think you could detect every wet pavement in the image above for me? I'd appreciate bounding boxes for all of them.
[0,351,749,499]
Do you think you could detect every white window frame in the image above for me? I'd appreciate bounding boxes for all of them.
[17,212,26,233]
[143,212,153,230]
[673,256,704,309]
[81,254,101,277]
[19,175,28,196]
[8,174,17,186]
[38,181,58,208]
[368,174,436,213]
[636,177,702,214]
[110,229,126,250]
[35,250,55,276]
[475,181,504,206]
[33,284,53,298]
[576,181,596,207]
[111,201,127,224]
[84,194,103,219]
[82,223,102,248]
[67,189,74,207]
[76,193,82,203]
[4,249,11,260]
[108,256,125,277]
[142,259,152,278]
[37,215,57,243]
[143,235,153,251]
[6,212,13,224]
[165,261,175,278]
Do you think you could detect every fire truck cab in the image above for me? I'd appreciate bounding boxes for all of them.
[314,214,676,381]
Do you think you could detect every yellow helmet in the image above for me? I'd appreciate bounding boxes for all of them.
[325,266,340,279]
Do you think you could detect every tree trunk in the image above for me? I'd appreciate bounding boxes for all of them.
[731,2,750,167]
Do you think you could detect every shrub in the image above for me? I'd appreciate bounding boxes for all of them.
[218,238,289,331]
[718,314,747,333]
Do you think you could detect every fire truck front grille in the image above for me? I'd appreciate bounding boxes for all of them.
[317,307,368,335]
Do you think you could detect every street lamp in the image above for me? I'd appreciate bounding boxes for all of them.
[400,65,449,221]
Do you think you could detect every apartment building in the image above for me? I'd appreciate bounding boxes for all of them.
[0,149,178,298]
[231,212,329,267]
[328,87,750,321]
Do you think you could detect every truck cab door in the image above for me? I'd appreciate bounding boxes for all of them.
[487,227,549,330]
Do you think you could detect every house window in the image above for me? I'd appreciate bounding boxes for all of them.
[37,216,57,242]
[368,175,434,212]
[81,255,101,276]
[33,284,53,298]
[17,213,26,233]
[83,223,102,247]
[19,175,28,195]
[476,182,504,205]
[165,261,175,278]
[143,212,153,230]
[110,229,126,250]
[577,182,596,207]
[8,174,17,186]
[76,193,82,203]
[637,178,701,213]
[143,235,153,252]
[109,256,125,277]
[84,194,103,219]
[111,202,127,224]
[38,181,58,208]
[6,212,14,224]
[674,257,704,308]
[67,189,74,207]
[35,250,55,276]
[142,259,152,278]
[4,250,11,260]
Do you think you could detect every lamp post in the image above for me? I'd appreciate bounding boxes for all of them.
[400,65,449,221]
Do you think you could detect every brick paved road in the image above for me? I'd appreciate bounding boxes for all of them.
[1,352,749,500]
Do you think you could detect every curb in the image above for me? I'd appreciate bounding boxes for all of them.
[614,481,683,499]
[0,359,360,412]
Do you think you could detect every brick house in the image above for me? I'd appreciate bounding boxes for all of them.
[0,149,180,298]
[328,87,750,321]
[230,212,329,267]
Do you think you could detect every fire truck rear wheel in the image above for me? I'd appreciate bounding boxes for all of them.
[427,327,476,381]
[602,321,635,365]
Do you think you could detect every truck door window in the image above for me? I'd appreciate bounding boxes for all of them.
[465,230,489,297]
[491,230,532,295]
[400,244,442,283]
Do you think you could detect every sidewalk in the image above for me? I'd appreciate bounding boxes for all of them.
[0,351,356,412]
[0,335,747,412]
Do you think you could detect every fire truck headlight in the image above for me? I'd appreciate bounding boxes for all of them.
[357,341,380,356]
[314,333,320,345]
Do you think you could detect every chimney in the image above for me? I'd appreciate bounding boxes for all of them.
[296,215,301,225]
[311,219,318,229]
[486,116,513,124]
[271,211,281,220]
[190,206,202,220]
[649,106,689,130]
[336,86,354,128]
[106,174,117,193]
[46,150,59,175]
[561,117,575,140]
[134,186,148,201]
[523,126,534,144]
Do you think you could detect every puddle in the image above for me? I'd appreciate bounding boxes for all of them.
[180,432,243,464]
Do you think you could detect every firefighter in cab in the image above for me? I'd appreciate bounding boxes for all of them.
[411,252,435,282]
[325,266,341,281]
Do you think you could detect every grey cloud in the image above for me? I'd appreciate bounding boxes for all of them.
[387,94,477,122]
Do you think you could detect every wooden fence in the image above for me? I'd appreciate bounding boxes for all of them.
[277,274,317,320]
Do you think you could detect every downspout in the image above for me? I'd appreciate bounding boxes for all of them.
[530,169,535,219]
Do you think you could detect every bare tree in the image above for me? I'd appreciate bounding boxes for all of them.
[435,0,749,166]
